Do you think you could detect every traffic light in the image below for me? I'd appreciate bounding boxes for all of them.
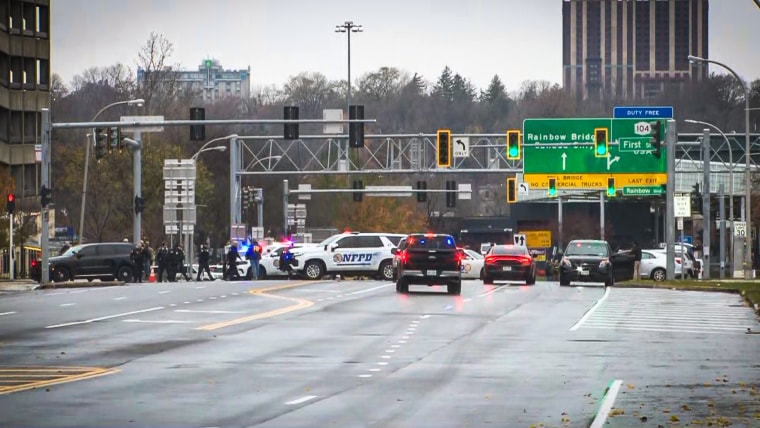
[349,105,365,148]
[548,177,557,197]
[606,177,616,197]
[445,180,456,208]
[352,180,363,202]
[6,193,15,214]
[416,180,427,203]
[650,121,662,159]
[284,106,299,140]
[594,128,609,157]
[134,195,144,215]
[691,182,703,214]
[506,177,517,203]
[94,128,107,160]
[506,130,521,160]
[40,185,52,208]
[107,127,122,154]
[437,129,452,167]
[190,107,205,141]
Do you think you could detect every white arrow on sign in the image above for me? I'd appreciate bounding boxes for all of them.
[513,234,526,247]
[561,153,567,170]
[607,155,620,170]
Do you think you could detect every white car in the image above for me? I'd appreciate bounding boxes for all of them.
[291,232,407,280]
[460,248,485,279]
[641,249,683,281]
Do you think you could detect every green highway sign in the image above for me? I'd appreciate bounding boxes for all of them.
[622,186,665,196]
[522,118,666,175]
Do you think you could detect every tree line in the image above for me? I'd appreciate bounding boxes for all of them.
[45,32,760,248]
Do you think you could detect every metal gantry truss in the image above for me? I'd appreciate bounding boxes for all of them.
[236,132,760,177]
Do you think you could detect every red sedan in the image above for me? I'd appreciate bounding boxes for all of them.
[482,244,536,285]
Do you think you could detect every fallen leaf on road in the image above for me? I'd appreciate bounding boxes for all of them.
[640,416,648,423]
[682,404,692,411]
[663,409,670,413]
[670,415,680,422]
[628,384,635,389]
[704,382,712,387]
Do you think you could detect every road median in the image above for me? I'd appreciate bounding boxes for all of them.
[614,279,760,315]
[35,281,125,290]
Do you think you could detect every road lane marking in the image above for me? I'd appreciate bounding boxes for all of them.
[343,284,392,296]
[589,379,623,428]
[420,314,431,319]
[377,362,388,366]
[45,307,165,329]
[0,366,120,396]
[195,286,206,289]
[569,287,610,332]
[285,395,317,405]
[582,325,749,335]
[369,368,381,372]
[358,374,372,378]
[196,281,315,331]
[477,288,500,298]
[114,297,126,300]
[175,310,244,314]
[123,319,195,324]
[0,311,17,316]
[158,290,171,294]
[59,303,76,307]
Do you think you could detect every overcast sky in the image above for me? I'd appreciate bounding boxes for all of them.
[52,0,758,93]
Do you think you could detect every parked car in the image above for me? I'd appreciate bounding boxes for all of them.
[647,249,686,280]
[31,242,137,283]
[482,244,536,285]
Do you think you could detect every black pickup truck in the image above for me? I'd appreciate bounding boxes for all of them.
[391,233,463,295]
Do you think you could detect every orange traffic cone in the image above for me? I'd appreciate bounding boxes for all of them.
[149,267,156,282]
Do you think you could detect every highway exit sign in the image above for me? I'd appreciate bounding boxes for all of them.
[522,118,667,189]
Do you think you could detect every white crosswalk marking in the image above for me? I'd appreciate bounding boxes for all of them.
[576,289,758,335]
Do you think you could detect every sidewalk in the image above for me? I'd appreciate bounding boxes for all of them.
[0,279,40,292]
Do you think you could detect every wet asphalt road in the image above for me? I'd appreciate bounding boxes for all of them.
[0,279,758,428]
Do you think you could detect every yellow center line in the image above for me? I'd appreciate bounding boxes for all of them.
[0,367,120,395]
[196,281,318,331]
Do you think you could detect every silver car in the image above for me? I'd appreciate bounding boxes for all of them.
[640,249,683,281]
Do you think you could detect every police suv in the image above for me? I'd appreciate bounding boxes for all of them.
[290,232,406,280]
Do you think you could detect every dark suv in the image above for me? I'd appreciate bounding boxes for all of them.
[392,233,463,295]
[559,239,615,287]
[30,242,137,283]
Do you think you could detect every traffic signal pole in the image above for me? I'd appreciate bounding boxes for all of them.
[41,109,52,284]
[702,128,711,279]
[665,120,677,281]
[133,131,142,245]
[8,212,13,280]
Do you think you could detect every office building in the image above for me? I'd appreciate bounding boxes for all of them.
[562,0,709,100]
[137,59,251,103]
[0,0,51,200]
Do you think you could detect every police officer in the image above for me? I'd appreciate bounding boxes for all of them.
[197,243,213,281]
[245,240,261,280]
[156,242,169,282]
[131,244,144,283]
[167,244,178,282]
[174,243,191,281]
[226,240,241,280]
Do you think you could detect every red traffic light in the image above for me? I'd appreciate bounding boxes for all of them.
[7,194,14,202]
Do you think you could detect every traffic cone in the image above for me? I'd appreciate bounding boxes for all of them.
[149,267,156,283]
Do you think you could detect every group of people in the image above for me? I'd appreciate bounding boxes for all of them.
[124,237,267,283]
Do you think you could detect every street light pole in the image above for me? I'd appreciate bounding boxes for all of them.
[335,21,363,113]
[685,119,735,224]
[688,55,753,279]
[78,98,144,244]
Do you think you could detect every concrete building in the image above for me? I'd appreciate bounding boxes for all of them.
[562,0,709,100]
[137,59,251,103]
[0,0,50,200]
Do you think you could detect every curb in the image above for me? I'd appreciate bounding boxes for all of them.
[35,281,125,290]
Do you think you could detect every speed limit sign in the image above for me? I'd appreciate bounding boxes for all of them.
[734,221,747,237]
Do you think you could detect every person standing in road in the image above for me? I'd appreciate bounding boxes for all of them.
[167,244,178,282]
[196,243,213,281]
[142,239,153,281]
[245,239,261,280]
[632,241,642,281]
[131,243,144,283]
[226,240,241,281]
[156,242,169,282]
[174,243,191,281]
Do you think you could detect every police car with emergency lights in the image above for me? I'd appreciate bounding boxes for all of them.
[290,232,406,280]
[258,241,319,278]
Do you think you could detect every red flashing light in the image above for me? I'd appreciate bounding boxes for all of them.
[7,194,14,202]
[31,259,37,268]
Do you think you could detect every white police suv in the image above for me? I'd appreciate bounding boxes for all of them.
[290,232,406,280]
